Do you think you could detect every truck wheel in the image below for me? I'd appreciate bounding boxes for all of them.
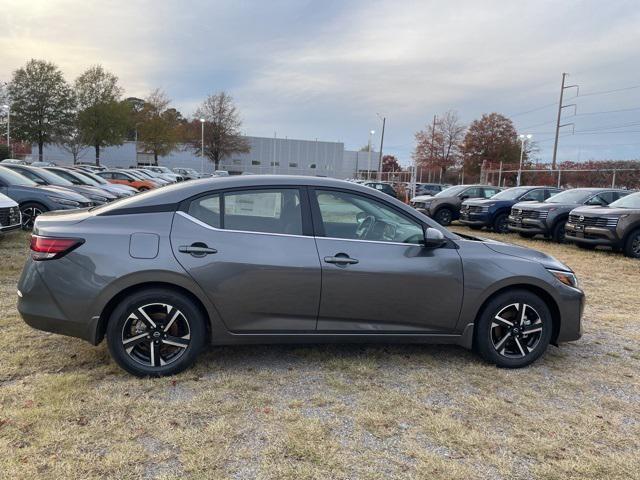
[551,221,567,243]
[434,208,453,226]
[623,229,640,259]
[492,213,509,233]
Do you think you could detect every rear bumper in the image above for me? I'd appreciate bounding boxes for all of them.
[17,259,100,344]
[565,223,621,247]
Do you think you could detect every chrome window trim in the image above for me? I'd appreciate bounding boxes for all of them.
[176,211,423,246]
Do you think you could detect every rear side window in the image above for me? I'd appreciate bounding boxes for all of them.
[483,187,500,198]
[187,188,303,235]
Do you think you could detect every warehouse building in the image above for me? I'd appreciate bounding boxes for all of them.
[32,135,378,179]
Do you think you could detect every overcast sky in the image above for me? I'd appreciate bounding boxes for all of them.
[2,0,640,165]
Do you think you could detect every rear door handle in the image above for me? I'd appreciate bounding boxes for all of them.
[324,255,359,265]
[179,244,218,257]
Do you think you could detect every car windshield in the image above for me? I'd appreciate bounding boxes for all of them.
[0,167,39,186]
[435,185,467,197]
[609,192,640,209]
[490,187,531,200]
[31,168,75,186]
[54,168,100,186]
[545,189,593,204]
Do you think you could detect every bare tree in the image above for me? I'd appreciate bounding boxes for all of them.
[137,89,181,164]
[187,92,250,169]
[413,110,466,182]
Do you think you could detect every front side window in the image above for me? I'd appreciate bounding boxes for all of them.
[188,189,303,235]
[315,190,423,244]
[520,189,545,202]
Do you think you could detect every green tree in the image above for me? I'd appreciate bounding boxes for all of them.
[75,65,129,165]
[188,92,250,169]
[137,89,181,164]
[7,59,75,160]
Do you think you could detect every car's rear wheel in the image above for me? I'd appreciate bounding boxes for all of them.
[492,213,509,233]
[106,288,207,377]
[434,207,453,226]
[20,202,48,230]
[623,229,640,258]
[475,289,552,368]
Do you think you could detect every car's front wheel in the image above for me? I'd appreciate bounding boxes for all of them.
[434,207,453,226]
[20,202,48,230]
[623,229,640,258]
[106,288,207,377]
[492,213,509,233]
[475,290,552,368]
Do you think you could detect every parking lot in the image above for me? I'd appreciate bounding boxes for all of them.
[0,227,638,480]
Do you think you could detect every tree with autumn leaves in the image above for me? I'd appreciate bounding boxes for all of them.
[414,111,533,183]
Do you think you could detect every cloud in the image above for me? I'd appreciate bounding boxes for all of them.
[1,0,640,163]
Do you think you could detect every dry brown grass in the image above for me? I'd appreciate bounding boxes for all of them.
[1,228,639,479]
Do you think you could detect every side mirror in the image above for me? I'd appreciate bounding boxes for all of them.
[460,195,469,200]
[423,227,447,249]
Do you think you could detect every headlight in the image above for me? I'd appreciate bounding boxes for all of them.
[548,269,580,290]
[47,196,80,207]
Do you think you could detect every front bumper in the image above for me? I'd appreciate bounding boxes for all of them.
[555,284,585,343]
[0,222,22,233]
[507,216,548,234]
[564,222,620,247]
[459,211,490,227]
[416,207,433,217]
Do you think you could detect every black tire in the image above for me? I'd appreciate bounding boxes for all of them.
[474,289,553,368]
[623,229,640,259]
[20,202,48,230]
[434,207,453,226]
[576,243,596,250]
[551,220,567,243]
[492,213,509,234]
[518,232,536,239]
[106,288,207,377]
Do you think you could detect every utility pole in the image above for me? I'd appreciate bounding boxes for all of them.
[430,115,437,183]
[552,73,578,169]
[377,116,386,181]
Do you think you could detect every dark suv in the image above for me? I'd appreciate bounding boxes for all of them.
[565,191,640,257]
[364,182,397,198]
[460,186,561,233]
[415,184,502,226]
[508,188,630,243]
[415,183,445,196]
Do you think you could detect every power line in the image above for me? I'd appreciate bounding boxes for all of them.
[575,84,640,98]
[509,102,557,118]
[573,106,640,116]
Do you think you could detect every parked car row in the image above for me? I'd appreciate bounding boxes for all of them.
[0,163,191,230]
[412,184,640,259]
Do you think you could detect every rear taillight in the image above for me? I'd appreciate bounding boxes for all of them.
[30,235,84,261]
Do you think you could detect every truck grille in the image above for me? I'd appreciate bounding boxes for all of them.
[511,208,548,220]
[568,214,618,228]
[0,206,21,227]
[463,205,486,213]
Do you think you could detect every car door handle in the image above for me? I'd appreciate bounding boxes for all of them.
[179,244,218,256]
[324,255,359,265]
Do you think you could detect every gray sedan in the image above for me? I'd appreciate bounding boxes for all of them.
[17,176,584,376]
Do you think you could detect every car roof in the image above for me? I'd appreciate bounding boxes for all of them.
[94,175,410,215]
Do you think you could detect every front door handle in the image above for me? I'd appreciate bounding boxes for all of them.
[179,243,218,257]
[324,254,359,265]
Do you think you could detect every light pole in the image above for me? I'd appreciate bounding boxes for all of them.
[199,118,205,173]
[367,130,375,180]
[376,113,386,181]
[517,134,532,186]
[2,104,9,157]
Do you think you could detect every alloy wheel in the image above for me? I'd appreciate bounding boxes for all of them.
[436,209,452,225]
[22,206,43,229]
[490,303,543,358]
[632,234,640,257]
[121,303,191,367]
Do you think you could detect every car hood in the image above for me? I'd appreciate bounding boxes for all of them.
[480,237,571,271]
[463,198,517,208]
[570,205,639,216]
[411,194,433,202]
[36,185,91,202]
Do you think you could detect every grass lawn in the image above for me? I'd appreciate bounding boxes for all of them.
[0,227,639,479]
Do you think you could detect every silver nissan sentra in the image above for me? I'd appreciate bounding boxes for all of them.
[17,175,584,376]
